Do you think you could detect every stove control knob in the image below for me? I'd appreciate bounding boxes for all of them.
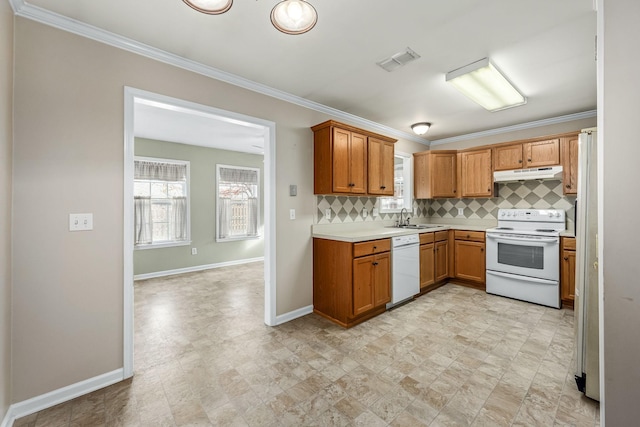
[548,212,553,217]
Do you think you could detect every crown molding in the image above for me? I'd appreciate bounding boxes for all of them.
[10,0,428,145]
[429,110,597,146]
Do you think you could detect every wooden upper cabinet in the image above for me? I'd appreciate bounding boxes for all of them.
[460,148,493,198]
[312,120,396,195]
[493,138,561,171]
[561,134,579,195]
[523,138,560,168]
[414,150,457,199]
[494,144,523,171]
[368,137,395,196]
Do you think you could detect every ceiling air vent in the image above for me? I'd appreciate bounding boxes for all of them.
[377,47,421,72]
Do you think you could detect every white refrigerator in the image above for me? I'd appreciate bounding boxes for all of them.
[574,128,600,401]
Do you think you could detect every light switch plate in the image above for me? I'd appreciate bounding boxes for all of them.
[69,213,93,231]
[289,185,297,196]
[289,209,296,220]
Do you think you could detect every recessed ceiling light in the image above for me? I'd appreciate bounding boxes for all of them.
[182,0,232,15]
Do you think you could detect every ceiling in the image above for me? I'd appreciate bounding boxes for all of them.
[18,0,597,145]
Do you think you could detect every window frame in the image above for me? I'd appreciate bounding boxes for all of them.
[216,164,261,242]
[134,156,191,250]
[378,151,413,214]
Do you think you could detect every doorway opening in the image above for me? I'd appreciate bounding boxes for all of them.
[123,87,277,378]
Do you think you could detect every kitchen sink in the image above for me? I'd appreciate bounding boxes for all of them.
[385,224,439,229]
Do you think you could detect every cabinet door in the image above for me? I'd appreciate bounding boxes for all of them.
[350,132,368,194]
[420,243,435,289]
[413,152,430,199]
[460,149,493,197]
[523,139,560,168]
[373,253,391,307]
[434,240,449,282]
[494,144,523,171]
[368,138,394,196]
[562,135,579,195]
[352,255,375,316]
[561,249,576,303]
[454,240,486,283]
[431,152,457,198]
[380,140,395,196]
[332,128,352,193]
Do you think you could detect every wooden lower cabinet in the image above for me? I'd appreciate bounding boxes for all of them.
[435,240,449,283]
[561,237,577,308]
[453,230,486,289]
[313,237,391,328]
[419,232,448,292]
[420,242,435,289]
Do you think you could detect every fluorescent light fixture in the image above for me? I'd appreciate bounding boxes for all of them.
[446,58,526,112]
[411,122,431,135]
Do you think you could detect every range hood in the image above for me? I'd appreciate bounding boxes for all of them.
[493,165,563,183]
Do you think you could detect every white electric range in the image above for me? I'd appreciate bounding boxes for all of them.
[485,208,565,308]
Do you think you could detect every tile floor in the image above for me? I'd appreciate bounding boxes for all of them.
[15,262,599,426]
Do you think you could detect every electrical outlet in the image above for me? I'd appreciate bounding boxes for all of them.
[362,208,368,218]
[372,207,379,217]
[191,248,197,255]
[325,208,332,219]
[458,208,464,217]
[289,209,296,220]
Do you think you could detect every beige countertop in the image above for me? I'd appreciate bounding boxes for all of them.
[312,222,493,243]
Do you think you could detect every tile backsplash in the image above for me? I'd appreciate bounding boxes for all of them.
[429,180,576,225]
[316,196,429,224]
[315,180,575,228]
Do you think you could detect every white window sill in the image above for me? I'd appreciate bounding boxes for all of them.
[216,235,261,243]
[134,240,192,250]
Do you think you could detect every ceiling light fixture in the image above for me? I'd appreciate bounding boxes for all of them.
[411,122,431,135]
[271,0,318,35]
[445,58,526,112]
[182,0,318,35]
[182,0,233,15]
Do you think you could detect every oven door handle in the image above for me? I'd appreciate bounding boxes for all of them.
[486,270,558,285]
[486,234,558,243]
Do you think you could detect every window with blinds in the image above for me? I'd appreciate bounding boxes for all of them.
[216,165,260,241]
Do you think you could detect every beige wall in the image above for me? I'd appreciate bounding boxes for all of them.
[11,17,426,402]
[601,0,640,423]
[1,0,13,420]
[429,117,597,151]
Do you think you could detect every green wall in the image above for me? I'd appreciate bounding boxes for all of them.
[134,138,264,276]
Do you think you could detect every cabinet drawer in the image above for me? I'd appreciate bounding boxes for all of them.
[454,230,485,242]
[435,230,449,242]
[562,237,576,251]
[419,233,434,245]
[353,239,390,257]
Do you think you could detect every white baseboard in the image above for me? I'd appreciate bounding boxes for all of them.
[275,304,313,325]
[134,257,264,281]
[1,369,123,427]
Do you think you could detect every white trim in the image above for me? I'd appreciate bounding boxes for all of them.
[2,369,123,426]
[123,88,135,379]
[275,305,313,325]
[10,0,426,146]
[134,257,264,281]
[264,121,277,327]
[596,0,605,416]
[429,110,598,146]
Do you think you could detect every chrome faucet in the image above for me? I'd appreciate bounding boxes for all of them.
[400,208,409,226]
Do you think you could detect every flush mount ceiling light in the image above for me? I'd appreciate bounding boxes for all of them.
[182,0,233,15]
[182,0,318,35]
[271,0,318,35]
[445,58,527,112]
[411,122,431,135]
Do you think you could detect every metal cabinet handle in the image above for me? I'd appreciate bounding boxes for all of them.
[566,184,571,188]
[453,190,456,193]
[564,257,569,261]
[518,160,522,163]
[480,248,484,252]
[528,158,532,161]
[372,262,379,266]
[380,186,386,189]
[373,246,377,250]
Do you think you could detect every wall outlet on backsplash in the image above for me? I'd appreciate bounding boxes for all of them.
[373,207,379,217]
[325,208,331,220]
[457,208,464,217]
[362,208,368,218]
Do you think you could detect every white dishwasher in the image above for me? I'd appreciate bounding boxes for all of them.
[387,234,420,309]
